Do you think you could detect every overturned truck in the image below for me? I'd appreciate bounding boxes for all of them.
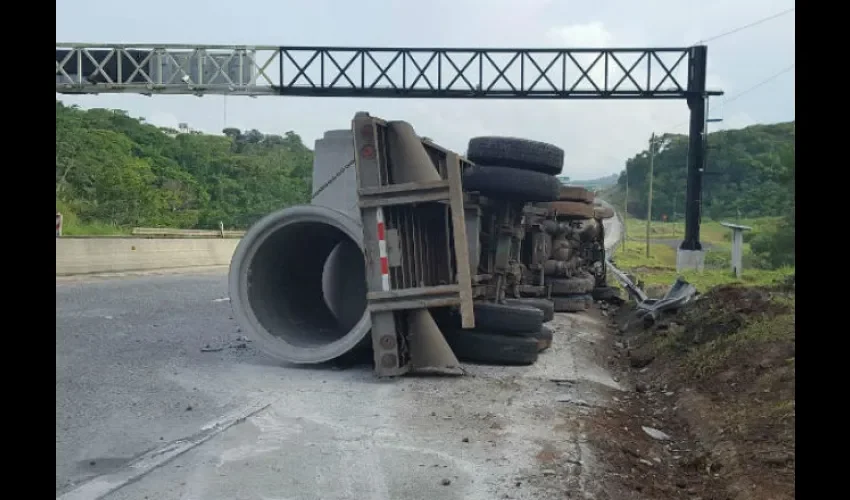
[229,112,610,377]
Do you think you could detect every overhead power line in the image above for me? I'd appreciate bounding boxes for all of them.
[658,62,794,133]
[723,64,795,105]
[694,7,795,45]
[653,6,796,131]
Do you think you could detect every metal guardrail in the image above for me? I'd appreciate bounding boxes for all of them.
[131,227,245,238]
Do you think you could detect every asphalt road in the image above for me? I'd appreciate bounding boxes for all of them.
[56,269,622,500]
[56,270,265,493]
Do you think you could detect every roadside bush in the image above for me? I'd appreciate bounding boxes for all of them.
[704,249,730,269]
[750,212,795,269]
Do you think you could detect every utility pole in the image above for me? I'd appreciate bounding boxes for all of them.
[646,133,656,258]
[623,164,629,250]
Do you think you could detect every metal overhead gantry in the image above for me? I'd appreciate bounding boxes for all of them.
[55,43,721,257]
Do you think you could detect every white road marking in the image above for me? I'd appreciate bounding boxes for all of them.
[56,399,273,500]
[211,297,230,303]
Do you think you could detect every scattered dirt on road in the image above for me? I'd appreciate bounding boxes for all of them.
[587,283,795,500]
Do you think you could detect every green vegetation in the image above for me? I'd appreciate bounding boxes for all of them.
[748,141,795,269]
[55,100,314,233]
[612,122,794,221]
[610,238,792,293]
[621,216,783,246]
[610,212,793,292]
[685,307,795,380]
[605,120,794,275]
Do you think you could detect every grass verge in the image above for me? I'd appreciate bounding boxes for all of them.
[610,215,793,293]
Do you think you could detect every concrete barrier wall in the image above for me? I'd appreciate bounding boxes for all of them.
[56,237,240,276]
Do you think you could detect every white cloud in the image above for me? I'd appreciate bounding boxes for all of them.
[547,22,614,47]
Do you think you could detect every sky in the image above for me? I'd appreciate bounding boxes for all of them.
[55,0,795,180]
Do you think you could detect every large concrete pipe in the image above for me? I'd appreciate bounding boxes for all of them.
[228,205,370,364]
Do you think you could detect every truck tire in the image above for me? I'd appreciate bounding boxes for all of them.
[473,301,544,333]
[467,136,564,175]
[552,294,592,313]
[444,330,540,365]
[559,186,594,203]
[549,272,595,295]
[504,298,555,322]
[463,165,560,202]
[536,325,554,352]
[544,200,595,219]
[594,206,615,219]
[592,286,621,301]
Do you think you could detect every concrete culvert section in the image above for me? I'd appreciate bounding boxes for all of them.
[229,205,370,364]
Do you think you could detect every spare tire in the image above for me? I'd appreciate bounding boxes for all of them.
[559,186,594,203]
[467,136,564,175]
[444,330,539,365]
[536,325,554,352]
[549,272,595,295]
[463,165,560,202]
[504,298,555,322]
[473,301,544,333]
[552,294,592,313]
[543,200,595,219]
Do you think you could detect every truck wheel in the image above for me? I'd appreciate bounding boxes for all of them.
[594,206,615,219]
[463,165,560,202]
[543,200,595,219]
[473,301,544,333]
[559,186,594,203]
[504,298,555,322]
[552,294,592,313]
[467,136,564,175]
[444,330,540,365]
[536,325,554,352]
[549,272,595,295]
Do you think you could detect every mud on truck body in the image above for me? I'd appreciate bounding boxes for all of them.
[229,112,614,377]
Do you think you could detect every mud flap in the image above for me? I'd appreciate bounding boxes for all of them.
[408,309,465,376]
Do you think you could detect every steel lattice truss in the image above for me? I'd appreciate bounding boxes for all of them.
[56,44,696,99]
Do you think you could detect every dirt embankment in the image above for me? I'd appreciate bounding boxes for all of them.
[588,284,795,500]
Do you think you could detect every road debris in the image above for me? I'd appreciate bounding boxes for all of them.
[641,426,671,441]
[200,336,253,352]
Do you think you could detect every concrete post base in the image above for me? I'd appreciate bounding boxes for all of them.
[676,249,705,272]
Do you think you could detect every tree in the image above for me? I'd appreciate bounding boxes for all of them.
[615,123,794,220]
[749,142,795,269]
[55,100,314,230]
